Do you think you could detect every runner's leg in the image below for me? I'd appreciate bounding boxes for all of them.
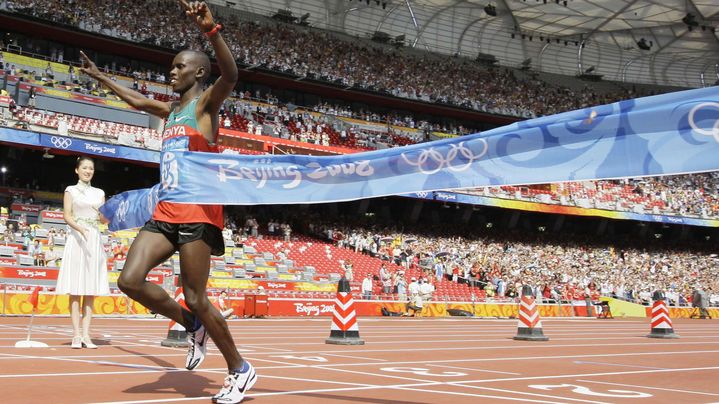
[118,230,185,325]
[180,240,243,371]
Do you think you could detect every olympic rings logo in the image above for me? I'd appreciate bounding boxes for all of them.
[400,140,488,175]
[688,102,719,143]
[50,136,73,149]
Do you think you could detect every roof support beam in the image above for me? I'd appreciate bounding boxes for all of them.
[456,18,488,55]
[411,0,467,48]
[581,0,641,42]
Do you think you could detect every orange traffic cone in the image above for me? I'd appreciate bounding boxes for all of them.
[161,287,190,347]
[647,291,679,339]
[326,277,364,345]
[514,285,549,341]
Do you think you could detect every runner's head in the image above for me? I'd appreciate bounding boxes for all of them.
[169,50,211,93]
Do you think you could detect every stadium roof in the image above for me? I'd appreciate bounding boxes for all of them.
[214,0,719,88]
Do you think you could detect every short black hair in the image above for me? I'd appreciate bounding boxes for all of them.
[179,49,211,83]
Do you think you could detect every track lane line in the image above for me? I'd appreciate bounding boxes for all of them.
[426,363,520,375]
[576,379,719,396]
[453,365,719,384]
[427,384,611,404]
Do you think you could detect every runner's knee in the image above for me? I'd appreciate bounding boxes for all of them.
[117,269,146,296]
[183,289,210,313]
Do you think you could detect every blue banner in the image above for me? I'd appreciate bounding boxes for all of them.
[0,128,160,164]
[0,127,41,146]
[157,87,719,205]
[99,184,160,231]
[99,87,719,230]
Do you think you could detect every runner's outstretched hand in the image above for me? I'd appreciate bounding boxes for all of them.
[79,51,102,80]
[179,1,215,32]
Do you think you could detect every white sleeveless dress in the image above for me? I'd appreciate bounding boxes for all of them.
[55,183,110,296]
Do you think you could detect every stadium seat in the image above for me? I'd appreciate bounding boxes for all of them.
[17,254,34,266]
[0,246,17,257]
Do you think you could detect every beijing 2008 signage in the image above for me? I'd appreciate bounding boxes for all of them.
[10,203,42,214]
[40,210,66,224]
[37,133,159,164]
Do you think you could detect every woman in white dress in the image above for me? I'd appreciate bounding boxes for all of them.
[56,157,109,349]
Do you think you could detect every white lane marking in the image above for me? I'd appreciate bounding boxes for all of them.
[90,381,566,404]
[576,379,719,397]
[453,366,719,384]
[259,373,377,387]
[427,363,520,375]
[437,384,610,404]
[317,365,437,383]
[0,369,176,378]
[0,352,177,371]
[381,366,467,377]
[573,360,666,370]
[239,345,291,352]
[1,349,718,378]
[317,349,719,368]
[529,384,652,398]
[246,357,306,366]
[323,353,388,362]
[5,333,716,342]
[0,353,187,360]
[182,339,719,348]
[389,385,567,403]
[270,355,328,362]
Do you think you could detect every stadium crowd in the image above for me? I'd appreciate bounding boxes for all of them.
[217,97,431,149]
[621,174,719,218]
[479,174,719,219]
[2,197,718,309]
[308,219,719,307]
[2,0,655,119]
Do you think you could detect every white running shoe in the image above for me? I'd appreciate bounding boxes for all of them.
[185,324,209,370]
[213,362,257,404]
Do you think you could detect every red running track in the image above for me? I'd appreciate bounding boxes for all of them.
[0,316,717,403]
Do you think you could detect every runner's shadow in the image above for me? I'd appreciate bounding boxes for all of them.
[115,346,215,397]
[123,370,216,398]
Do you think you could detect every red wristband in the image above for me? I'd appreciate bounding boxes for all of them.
[205,24,222,37]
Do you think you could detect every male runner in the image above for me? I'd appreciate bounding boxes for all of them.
[80,2,254,403]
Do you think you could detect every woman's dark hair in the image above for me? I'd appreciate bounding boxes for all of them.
[75,156,94,168]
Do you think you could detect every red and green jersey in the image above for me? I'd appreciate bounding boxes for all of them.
[153,97,223,229]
